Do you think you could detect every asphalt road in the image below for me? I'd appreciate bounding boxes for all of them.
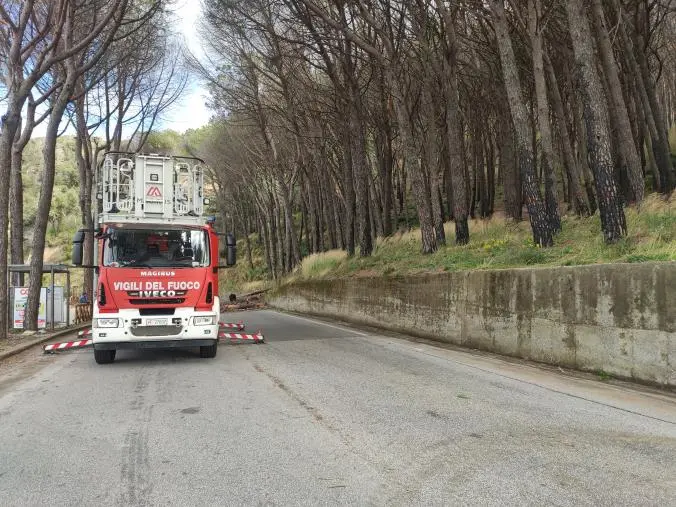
[0,309,674,506]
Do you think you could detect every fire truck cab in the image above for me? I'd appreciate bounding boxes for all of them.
[72,152,235,364]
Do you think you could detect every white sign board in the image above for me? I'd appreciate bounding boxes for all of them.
[13,288,48,329]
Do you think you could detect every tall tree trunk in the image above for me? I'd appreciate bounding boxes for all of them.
[258,211,273,277]
[267,206,278,279]
[315,182,325,253]
[369,169,384,241]
[341,128,356,255]
[300,194,310,255]
[24,76,77,329]
[423,125,446,245]
[74,90,95,302]
[244,215,253,269]
[572,91,599,214]
[308,182,318,254]
[590,0,644,203]
[274,200,285,275]
[630,28,674,194]
[475,128,490,218]
[389,71,437,253]
[0,97,23,338]
[277,181,299,271]
[409,158,437,254]
[486,132,496,214]
[401,122,437,253]
[545,57,590,215]
[529,0,561,231]
[469,159,477,220]
[9,99,39,288]
[491,0,553,247]
[422,82,447,245]
[436,0,469,244]
[376,72,394,237]
[349,90,373,257]
[325,184,339,249]
[612,2,673,194]
[498,100,522,221]
[10,142,24,286]
[565,0,626,243]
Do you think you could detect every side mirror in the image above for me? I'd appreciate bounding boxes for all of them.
[225,233,236,267]
[72,229,85,266]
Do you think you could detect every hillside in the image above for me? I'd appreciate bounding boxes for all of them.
[20,136,81,264]
[221,193,676,294]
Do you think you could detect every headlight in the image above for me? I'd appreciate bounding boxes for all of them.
[96,318,119,328]
[193,316,216,326]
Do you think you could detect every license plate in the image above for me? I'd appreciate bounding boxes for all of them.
[145,318,167,326]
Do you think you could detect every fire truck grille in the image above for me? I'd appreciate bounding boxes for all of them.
[130,325,182,337]
[129,298,185,305]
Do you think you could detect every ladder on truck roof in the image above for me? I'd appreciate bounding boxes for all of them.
[97,152,206,225]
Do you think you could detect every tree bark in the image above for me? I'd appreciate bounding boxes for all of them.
[24,71,78,329]
[258,211,273,276]
[388,66,437,253]
[406,137,437,254]
[544,57,590,216]
[349,88,373,257]
[565,0,626,243]
[0,98,23,338]
[529,0,561,231]
[10,139,25,286]
[630,29,674,194]
[498,99,522,221]
[475,127,490,218]
[590,0,644,203]
[436,0,469,244]
[340,127,356,256]
[375,69,394,237]
[490,0,553,246]
[74,88,95,302]
[611,2,673,194]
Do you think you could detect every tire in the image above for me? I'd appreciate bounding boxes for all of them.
[94,349,116,364]
[200,341,217,358]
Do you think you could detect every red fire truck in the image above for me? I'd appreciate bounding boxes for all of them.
[72,152,235,364]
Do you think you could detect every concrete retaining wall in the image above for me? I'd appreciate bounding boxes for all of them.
[270,262,675,387]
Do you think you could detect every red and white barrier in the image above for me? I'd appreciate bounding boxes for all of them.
[43,326,263,353]
[219,321,245,331]
[44,339,93,352]
[218,331,265,343]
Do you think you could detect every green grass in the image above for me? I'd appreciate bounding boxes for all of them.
[291,193,675,282]
[222,193,675,292]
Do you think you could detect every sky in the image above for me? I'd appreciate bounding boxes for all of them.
[166,0,212,132]
[27,0,211,137]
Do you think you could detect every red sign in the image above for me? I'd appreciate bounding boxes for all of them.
[146,186,162,197]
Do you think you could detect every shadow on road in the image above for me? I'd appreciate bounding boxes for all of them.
[111,348,207,364]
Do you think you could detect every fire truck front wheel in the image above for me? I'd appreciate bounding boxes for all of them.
[94,349,116,364]
[200,341,218,359]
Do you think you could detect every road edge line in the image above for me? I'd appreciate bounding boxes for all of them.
[270,307,676,397]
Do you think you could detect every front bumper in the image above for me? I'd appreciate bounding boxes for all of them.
[94,339,216,351]
[92,300,219,345]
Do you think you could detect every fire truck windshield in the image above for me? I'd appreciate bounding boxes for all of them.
[103,227,210,268]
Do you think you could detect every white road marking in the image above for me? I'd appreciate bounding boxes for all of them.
[275,312,370,337]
